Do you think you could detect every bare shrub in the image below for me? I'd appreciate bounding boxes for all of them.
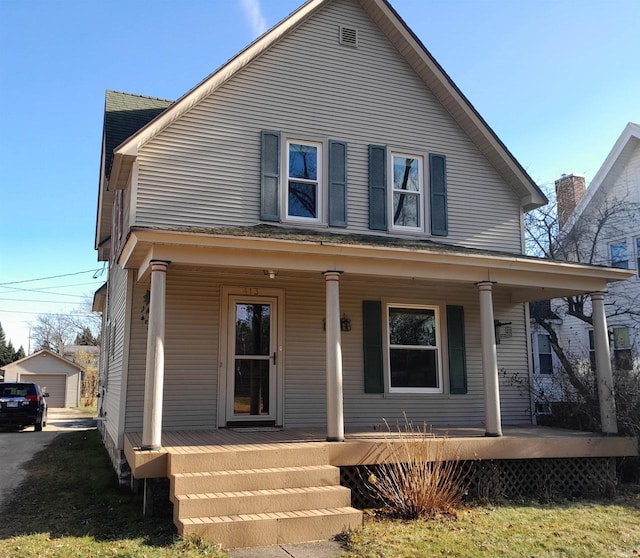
[364,417,467,519]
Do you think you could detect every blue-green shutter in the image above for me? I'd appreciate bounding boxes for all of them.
[430,153,448,236]
[447,305,467,394]
[368,145,387,230]
[328,140,348,227]
[260,130,280,221]
[363,300,384,393]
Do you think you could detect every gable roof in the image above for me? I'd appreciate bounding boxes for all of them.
[562,122,640,235]
[108,0,546,211]
[0,349,85,372]
[95,91,173,253]
[103,91,173,180]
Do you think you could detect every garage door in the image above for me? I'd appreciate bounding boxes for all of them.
[24,374,66,407]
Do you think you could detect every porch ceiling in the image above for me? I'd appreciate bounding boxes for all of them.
[119,226,634,303]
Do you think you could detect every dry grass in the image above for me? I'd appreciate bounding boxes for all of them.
[364,417,467,519]
[0,430,228,557]
[343,493,640,557]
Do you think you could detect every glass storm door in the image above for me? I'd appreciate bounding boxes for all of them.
[227,297,277,422]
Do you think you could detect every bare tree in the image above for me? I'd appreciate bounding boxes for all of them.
[526,183,640,433]
[30,303,101,354]
[31,314,78,354]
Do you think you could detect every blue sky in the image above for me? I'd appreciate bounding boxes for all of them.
[0,0,639,352]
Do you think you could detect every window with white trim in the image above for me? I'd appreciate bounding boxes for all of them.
[534,333,553,375]
[385,304,442,392]
[635,237,640,277]
[613,326,632,370]
[610,240,629,268]
[286,140,322,222]
[390,153,423,231]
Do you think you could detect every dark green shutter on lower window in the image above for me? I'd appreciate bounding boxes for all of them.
[368,145,387,230]
[430,153,448,236]
[260,130,280,221]
[328,140,348,227]
[362,300,384,393]
[446,305,467,394]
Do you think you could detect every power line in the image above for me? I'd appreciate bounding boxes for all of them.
[0,268,103,287]
[0,282,99,296]
[0,309,97,317]
[0,288,90,299]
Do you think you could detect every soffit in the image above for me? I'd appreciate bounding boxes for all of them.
[119,225,633,302]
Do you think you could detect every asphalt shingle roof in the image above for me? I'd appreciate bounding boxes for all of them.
[104,90,173,178]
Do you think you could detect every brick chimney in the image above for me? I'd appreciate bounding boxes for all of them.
[555,173,586,228]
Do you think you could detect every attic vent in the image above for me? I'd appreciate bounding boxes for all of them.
[339,26,358,47]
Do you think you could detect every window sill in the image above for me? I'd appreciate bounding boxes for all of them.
[385,389,444,396]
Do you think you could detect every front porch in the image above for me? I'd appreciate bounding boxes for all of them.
[125,425,638,479]
[123,426,637,548]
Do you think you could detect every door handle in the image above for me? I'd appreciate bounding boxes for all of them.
[272,351,277,365]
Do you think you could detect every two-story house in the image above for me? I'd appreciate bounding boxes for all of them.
[93,0,635,548]
[532,123,640,405]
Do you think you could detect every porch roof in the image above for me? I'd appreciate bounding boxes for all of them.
[119,225,634,303]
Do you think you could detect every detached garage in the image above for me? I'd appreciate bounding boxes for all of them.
[1,349,83,408]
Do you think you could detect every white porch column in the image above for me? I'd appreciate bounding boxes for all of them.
[142,260,170,450]
[323,271,344,442]
[590,291,618,434]
[477,281,502,437]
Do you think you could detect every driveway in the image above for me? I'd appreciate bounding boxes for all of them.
[0,408,96,508]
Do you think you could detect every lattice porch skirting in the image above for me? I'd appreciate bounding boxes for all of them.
[341,457,618,508]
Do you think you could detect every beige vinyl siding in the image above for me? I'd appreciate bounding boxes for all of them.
[285,276,531,428]
[122,269,531,431]
[124,271,219,432]
[103,263,129,445]
[134,0,522,253]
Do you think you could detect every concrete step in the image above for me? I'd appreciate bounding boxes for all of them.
[171,464,340,495]
[168,443,329,474]
[174,485,352,520]
[178,506,363,550]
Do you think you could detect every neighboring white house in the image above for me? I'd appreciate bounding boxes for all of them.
[1,349,83,407]
[532,123,640,405]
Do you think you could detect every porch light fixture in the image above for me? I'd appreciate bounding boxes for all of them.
[322,314,352,332]
[494,320,513,344]
[264,269,279,279]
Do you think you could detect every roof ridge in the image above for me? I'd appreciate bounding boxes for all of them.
[106,89,174,104]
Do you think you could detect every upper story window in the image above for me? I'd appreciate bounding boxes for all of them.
[385,304,442,393]
[286,140,322,222]
[610,240,628,268]
[260,131,347,228]
[636,237,640,277]
[368,146,447,236]
[390,154,423,231]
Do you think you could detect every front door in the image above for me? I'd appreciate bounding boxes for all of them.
[226,296,278,425]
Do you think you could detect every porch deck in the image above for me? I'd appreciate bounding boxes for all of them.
[124,426,638,479]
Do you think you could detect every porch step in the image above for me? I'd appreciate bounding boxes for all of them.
[167,443,362,549]
[177,507,363,550]
[173,485,352,520]
[168,443,329,474]
[171,464,339,494]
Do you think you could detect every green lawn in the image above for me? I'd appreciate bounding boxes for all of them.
[0,429,638,557]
